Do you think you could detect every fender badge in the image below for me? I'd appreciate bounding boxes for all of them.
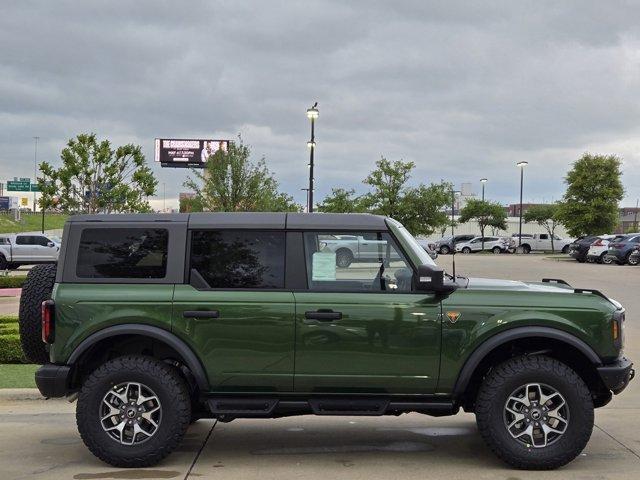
[446,311,462,323]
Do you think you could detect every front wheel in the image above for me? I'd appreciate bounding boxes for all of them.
[439,245,450,255]
[77,355,191,468]
[475,355,593,470]
[492,246,502,254]
[461,247,472,254]
[335,249,354,268]
[627,252,639,266]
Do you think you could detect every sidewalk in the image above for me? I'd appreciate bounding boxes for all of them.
[0,288,22,297]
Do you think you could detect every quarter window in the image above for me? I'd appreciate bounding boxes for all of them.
[76,228,168,279]
[303,231,412,292]
[190,230,285,289]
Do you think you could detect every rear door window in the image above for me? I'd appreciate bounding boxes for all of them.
[76,228,169,278]
[189,230,285,289]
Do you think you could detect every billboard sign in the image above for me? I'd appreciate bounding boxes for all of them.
[154,138,229,168]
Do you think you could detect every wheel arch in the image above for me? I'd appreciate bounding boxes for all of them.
[68,324,209,391]
[452,326,609,411]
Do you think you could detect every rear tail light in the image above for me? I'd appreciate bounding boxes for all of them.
[41,299,55,344]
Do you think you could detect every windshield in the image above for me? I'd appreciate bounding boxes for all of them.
[387,219,437,267]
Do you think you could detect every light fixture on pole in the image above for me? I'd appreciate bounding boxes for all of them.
[306,102,318,213]
[480,178,488,201]
[516,161,528,247]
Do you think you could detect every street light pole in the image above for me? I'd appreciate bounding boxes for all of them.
[516,162,528,247]
[451,189,460,279]
[306,103,318,213]
[480,178,487,201]
[33,136,39,212]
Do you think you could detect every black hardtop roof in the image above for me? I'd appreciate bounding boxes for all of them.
[67,212,389,231]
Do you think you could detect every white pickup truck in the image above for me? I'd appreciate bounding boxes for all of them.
[512,233,572,253]
[0,233,61,270]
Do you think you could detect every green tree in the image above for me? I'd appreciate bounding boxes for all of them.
[317,188,366,213]
[459,199,507,244]
[361,157,414,218]
[179,195,204,213]
[524,203,563,252]
[38,133,157,213]
[557,153,624,237]
[184,138,300,212]
[400,183,453,236]
[356,157,451,235]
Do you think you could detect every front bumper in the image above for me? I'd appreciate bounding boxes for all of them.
[35,364,72,398]
[597,357,634,394]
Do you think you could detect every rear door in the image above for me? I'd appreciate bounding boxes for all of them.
[293,230,442,394]
[172,229,295,393]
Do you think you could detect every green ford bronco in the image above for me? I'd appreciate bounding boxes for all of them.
[20,213,633,469]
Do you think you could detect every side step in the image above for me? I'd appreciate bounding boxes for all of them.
[309,398,389,416]
[207,398,278,417]
[205,396,457,419]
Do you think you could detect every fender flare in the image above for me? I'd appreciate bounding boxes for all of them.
[452,326,601,398]
[67,324,210,390]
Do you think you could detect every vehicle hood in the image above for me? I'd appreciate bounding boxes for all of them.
[464,277,572,293]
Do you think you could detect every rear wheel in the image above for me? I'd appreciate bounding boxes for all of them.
[561,245,569,254]
[77,355,191,468]
[18,264,57,364]
[627,252,639,266]
[521,244,531,254]
[476,355,593,470]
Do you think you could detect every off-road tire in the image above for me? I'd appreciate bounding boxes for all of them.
[19,263,57,364]
[77,355,191,468]
[439,245,450,255]
[335,249,354,268]
[476,355,593,470]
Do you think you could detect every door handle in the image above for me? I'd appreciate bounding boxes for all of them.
[183,310,220,319]
[304,310,342,322]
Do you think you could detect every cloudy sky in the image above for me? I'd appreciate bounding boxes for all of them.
[1,0,639,211]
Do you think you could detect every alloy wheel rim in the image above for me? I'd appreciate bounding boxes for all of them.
[100,382,162,445]
[503,383,569,448]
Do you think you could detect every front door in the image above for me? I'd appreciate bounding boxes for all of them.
[294,230,442,394]
[172,229,295,393]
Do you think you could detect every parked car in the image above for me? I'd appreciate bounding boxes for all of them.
[433,234,475,254]
[511,233,572,253]
[628,245,640,266]
[587,235,628,264]
[320,233,401,267]
[416,239,439,260]
[603,233,640,265]
[24,212,633,469]
[455,236,510,254]
[567,235,600,262]
[0,232,61,270]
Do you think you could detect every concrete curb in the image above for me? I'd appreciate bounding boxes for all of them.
[0,388,44,401]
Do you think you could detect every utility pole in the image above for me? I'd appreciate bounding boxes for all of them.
[516,162,528,247]
[33,136,39,212]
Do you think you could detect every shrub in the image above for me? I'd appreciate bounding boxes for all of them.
[0,316,27,363]
[0,333,27,363]
[0,276,27,288]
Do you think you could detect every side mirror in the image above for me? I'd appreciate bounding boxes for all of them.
[47,242,55,248]
[414,264,457,295]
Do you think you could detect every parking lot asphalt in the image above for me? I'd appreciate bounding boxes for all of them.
[1,255,638,479]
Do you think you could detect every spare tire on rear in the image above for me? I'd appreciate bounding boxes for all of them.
[19,264,57,364]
